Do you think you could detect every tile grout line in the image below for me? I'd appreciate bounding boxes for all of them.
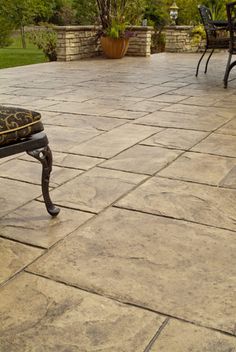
[0,234,46,250]
[143,318,170,352]
[156,173,236,190]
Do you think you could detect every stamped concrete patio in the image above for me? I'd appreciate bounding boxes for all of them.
[1,52,236,351]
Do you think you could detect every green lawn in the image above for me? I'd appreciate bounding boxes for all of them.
[0,35,47,69]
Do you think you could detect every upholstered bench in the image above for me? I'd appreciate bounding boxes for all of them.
[0,105,60,216]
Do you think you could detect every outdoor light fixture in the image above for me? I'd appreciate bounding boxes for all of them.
[170,2,179,25]
[142,18,148,26]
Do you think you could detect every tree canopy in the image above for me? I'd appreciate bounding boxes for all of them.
[0,0,54,47]
[0,0,232,49]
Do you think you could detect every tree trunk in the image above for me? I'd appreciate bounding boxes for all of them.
[20,25,26,49]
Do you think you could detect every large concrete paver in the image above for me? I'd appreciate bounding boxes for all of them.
[126,100,170,113]
[159,151,236,187]
[43,89,102,102]
[44,124,102,153]
[28,207,236,334]
[42,112,129,131]
[46,167,146,213]
[150,319,236,352]
[7,87,74,98]
[0,159,82,187]
[104,109,148,120]
[166,85,232,97]
[0,272,165,352]
[0,154,18,165]
[117,176,236,231]
[16,98,57,110]
[20,151,104,171]
[85,97,145,110]
[134,110,230,131]
[162,103,234,119]
[0,94,39,105]
[160,81,189,88]
[217,118,236,136]
[126,85,175,98]
[100,144,182,175]
[193,133,236,158]
[0,201,93,248]
[47,152,104,170]
[215,99,236,109]
[0,238,43,285]
[71,124,159,158]
[148,93,189,103]
[0,178,41,217]
[44,101,116,116]
[140,128,208,150]
[180,95,225,107]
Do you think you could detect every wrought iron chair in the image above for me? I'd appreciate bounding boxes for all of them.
[196,5,229,77]
[0,106,60,217]
[224,1,236,88]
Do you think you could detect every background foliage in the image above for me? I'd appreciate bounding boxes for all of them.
[0,0,232,49]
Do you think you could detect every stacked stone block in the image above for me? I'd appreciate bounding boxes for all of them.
[165,26,200,53]
[56,26,101,62]
[126,27,152,57]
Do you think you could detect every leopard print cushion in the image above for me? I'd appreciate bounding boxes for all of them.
[0,106,44,146]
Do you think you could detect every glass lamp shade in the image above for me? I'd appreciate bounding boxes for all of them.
[169,2,179,23]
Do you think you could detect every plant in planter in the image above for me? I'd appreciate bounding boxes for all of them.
[96,0,145,59]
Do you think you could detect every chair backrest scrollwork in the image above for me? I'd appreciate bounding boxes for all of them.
[198,5,216,44]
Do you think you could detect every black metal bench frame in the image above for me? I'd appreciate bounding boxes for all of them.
[0,131,60,217]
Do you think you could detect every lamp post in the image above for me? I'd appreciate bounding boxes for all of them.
[169,2,179,25]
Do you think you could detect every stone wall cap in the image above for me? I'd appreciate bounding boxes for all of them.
[55,25,153,32]
[165,25,193,30]
[55,25,100,31]
[127,26,153,31]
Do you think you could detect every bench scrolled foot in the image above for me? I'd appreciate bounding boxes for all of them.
[27,146,60,217]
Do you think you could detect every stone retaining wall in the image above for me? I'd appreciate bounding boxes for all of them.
[56,26,100,61]
[165,25,204,53]
[126,27,152,57]
[55,26,152,61]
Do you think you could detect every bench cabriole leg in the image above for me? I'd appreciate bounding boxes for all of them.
[27,146,60,217]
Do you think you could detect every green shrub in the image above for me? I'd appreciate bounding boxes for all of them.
[73,0,97,25]
[191,25,206,39]
[28,27,57,61]
[0,18,13,47]
[151,30,165,53]
[190,24,206,46]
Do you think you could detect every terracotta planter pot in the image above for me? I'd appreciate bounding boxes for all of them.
[100,36,129,59]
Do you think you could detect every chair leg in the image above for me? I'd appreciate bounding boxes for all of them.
[224,53,233,88]
[204,49,214,74]
[224,60,236,88]
[27,146,60,217]
[196,48,207,77]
